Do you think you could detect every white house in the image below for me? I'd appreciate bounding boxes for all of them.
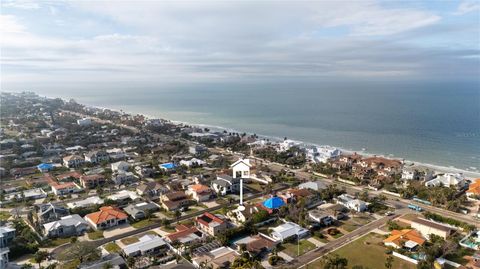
[278,139,300,152]
[231,158,251,179]
[180,158,206,167]
[121,234,169,257]
[63,155,85,168]
[67,196,104,209]
[43,214,89,238]
[270,222,309,242]
[111,161,130,173]
[306,146,341,163]
[211,175,240,195]
[77,118,92,126]
[425,173,467,189]
[335,194,367,212]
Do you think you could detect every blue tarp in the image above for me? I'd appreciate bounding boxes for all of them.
[37,163,53,170]
[262,197,285,209]
[160,162,177,169]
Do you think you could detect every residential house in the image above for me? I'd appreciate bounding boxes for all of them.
[84,150,109,164]
[77,118,92,126]
[124,202,159,220]
[43,214,90,238]
[160,191,192,211]
[189,145,207,155]
[335,194,367,212]
[57,171,83,182]
[121,234,169,257]
[211,175,240,195]
[228,204,266,224]
[383,229,426,250]
[278,140,300,152]
[0,225,15,268]
[467,179,480,200]
[51,181,82,196]
[231,159,251,179]
[63,154,85,168]
[279,188,321,208]
[67,196,104,209]
[308,209,335,226]
[136,182,165,197]
[359,157,403,175]
[192,247,240,269]
[186,184,213,202]
[111,161,130,173]
[84,206,128,230]
[107,190,141,205]
[80,174,106,189]
[134,165,155,178]
[410,218,455,239]
[233,233,278,258]
[196,212,228,236]
[317,203,348,220]
[298,181,327,191]
[270,222,309,242]
[37,203,69,224]
[180,158,206,167]
[165,224,204,245]
[306,146,341,163]
[112,170,137,185]
[425,173,467,189]
[5,188,47,201]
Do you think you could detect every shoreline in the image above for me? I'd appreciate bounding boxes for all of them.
[77,101,480,180]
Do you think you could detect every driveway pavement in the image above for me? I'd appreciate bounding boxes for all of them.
[103,224,135,238]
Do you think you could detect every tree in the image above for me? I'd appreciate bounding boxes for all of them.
[34,250,49,267]
[322,254,348,269]
[385,255,393,269]
[57,241,101,264]
[21,264,34,269]
[174,210,181,220]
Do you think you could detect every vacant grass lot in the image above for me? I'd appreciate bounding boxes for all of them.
[279,239,316,257]
[310,233,416,269]
[104,242,121,253]
[120,231,158,245]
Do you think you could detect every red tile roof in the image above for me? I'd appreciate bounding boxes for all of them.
[85,206,128,224]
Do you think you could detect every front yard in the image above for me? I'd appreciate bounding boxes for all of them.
[87,230,104,240]
[131,218,158,229]
[279,239,316,257]
[104,242,121,253]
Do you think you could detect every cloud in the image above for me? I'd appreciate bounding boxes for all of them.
[1,0,40,10]
[0,1,479,90]
[454,0,480,15]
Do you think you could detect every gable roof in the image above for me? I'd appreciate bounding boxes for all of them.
[230,159,252,168]
[85,206,128,224]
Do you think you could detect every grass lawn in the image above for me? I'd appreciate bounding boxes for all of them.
[160,226,176,233]
[131,218,157,229]
[313,235,329,243]
[280,239,316,257]
[310,233,416,269]
[104,242,121,253]
[332,231,344,239]
[246,183,264,192]
[0,212,11,221]
[48,237,73,247]
[87,230,104,240]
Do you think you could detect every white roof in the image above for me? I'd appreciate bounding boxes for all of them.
[230,159,251,168]
[271,222,308,240]
[107,190,139,201]
[67,196,104,209]
[122,234,167,256]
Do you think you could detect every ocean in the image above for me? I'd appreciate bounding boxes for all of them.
[29,80,480,172]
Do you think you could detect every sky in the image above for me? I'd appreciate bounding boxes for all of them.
[1,0,479,91]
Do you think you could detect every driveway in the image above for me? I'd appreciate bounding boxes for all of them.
[103,224,135,238]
